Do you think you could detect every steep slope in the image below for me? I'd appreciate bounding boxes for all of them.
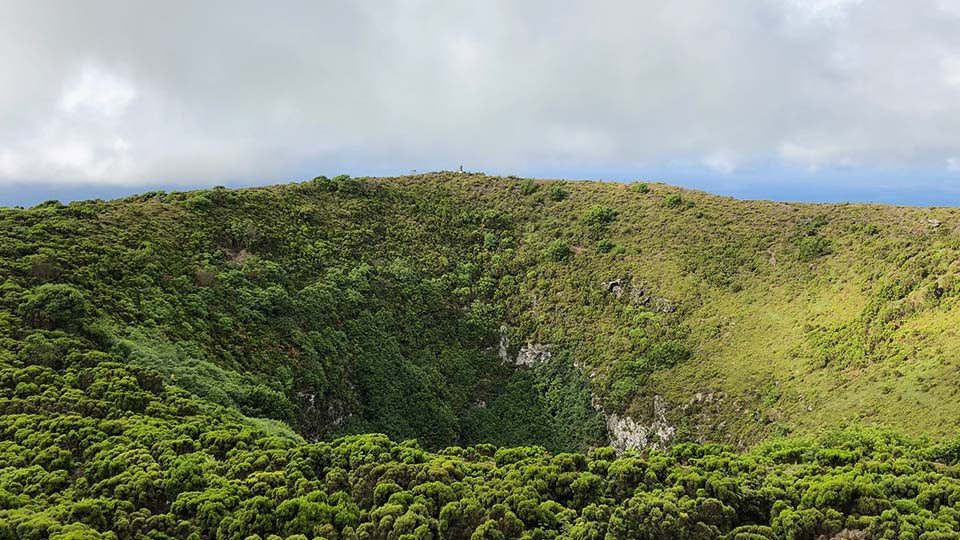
[3,172,960,452]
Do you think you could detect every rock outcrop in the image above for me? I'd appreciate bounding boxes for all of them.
[499,324,551,367]
[601,279,624,298]
[515,343,551,367]
[604,395,676,453]
[498,325,510,363]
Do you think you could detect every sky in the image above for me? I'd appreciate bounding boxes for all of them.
[3,0,960,207]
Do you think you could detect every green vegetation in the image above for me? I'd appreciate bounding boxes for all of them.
[6,391,960,540]
[548,184,569,201]
[630,182,650,194]
[4,171,960,536]
[580,206,617,228]
[545,240,573,262]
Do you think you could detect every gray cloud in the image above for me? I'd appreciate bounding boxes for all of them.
[1,0,960,186]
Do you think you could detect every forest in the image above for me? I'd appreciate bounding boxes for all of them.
[5,172,960,538]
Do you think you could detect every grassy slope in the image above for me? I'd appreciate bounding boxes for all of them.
[579,184,960,442]
[401,174,960,445]
[4,172,960,450]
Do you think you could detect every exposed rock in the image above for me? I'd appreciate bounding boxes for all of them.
[328,403,350,426]
[653,297,675,314]
[605,395,675,454]
[499,325,551,367]
[928,219,942,228]
[498,325,510,363]
[601,279,624,298]
[627,284,675,313]
[689,391,722,405]
[516,343,551,367]
[631,285,651,306]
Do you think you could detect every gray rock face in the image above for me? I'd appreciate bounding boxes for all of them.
[498,324,550,367]
[516,343,551,367]
[601,279,624,298]
[498,325,510,363]
[604,395,675,453]
[631,286,651,306]
[600,279,677,315]
[653,297,675,314]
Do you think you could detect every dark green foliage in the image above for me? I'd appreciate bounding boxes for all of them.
[19,284,89,331]
[0,175,619,452]
[665,194,683,208]
[548,184,569,201]
[581,205,617,227]
[630,182,650,194]
[546,239,572,262]
[0,378,957,540]
[797,235,832,261]
[518,179,539,195]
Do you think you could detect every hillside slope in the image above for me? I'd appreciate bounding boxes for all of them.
[3,172,960,452]
[9,173,960,538]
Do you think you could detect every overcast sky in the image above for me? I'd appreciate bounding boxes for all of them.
[3,0,960,206]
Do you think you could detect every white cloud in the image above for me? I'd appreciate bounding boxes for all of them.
[59,64,136,117]
[703,152,737,174]
[778,141,847,171]
[0,149,20,177]
[784,0,863,21]
[0,1,959,187]
[942,56,960,87]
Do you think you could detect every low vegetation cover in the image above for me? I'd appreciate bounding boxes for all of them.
[6,378,960,540]
[4,172,960,537]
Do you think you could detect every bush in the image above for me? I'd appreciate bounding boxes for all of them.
[19,284,89,331]
[630,183,650,194]
[182,193,212,211]
[665,194,683,208]
[546,240,572,262]
[596,239,614,253]
[797,236,832,262]
[333,174,362,193]
[581,206,617,227]
[519,180,539,195]
[549,184,569,201]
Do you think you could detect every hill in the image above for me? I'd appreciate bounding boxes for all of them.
[4,172,960,538]
[5,172,960,449]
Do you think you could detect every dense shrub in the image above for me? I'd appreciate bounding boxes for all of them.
[19,284,89,331]
[797,235,832,261]
[581,205,618,227]
[546,239,573,261]
[549,184,569,201]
